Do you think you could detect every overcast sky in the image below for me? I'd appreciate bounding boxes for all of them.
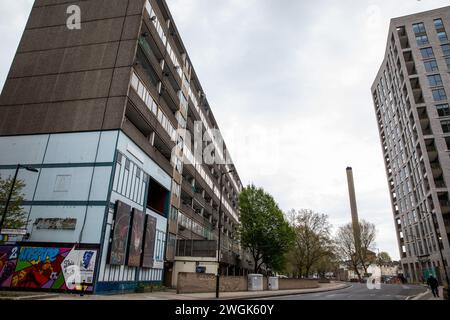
[1,0,449,259]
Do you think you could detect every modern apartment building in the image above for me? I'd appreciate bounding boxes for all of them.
[0,0,248,293]
[372,7,450,284]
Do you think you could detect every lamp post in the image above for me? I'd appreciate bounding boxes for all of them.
[216,168,235,299]
[0,164,39,232]
[420,211,450,286]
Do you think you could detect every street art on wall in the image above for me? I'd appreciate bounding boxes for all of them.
[0,245,98,292]
[141,215,157,268]
[108,201,132,265]
[11,247,71,290]
[0,246,19,288]
[127,209,145,267]
[62,247,97,291]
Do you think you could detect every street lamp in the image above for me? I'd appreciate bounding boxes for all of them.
[419,211,450,287]
[0,164,39,232]
[216,168,235,299]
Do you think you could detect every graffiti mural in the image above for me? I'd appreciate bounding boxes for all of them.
[0,245,98,292]
[62,248,97,291]
[0,246,19,287]
[11,247,70,289]
[108,201,131,265]
[127,209,145,267]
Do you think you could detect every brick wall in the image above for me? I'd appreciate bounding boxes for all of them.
[278,278,319,290]
[177,273,320,294]
[177,273,247,294]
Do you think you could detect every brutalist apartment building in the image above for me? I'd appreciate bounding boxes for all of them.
[372,7,450,284]
[0,0,249,293]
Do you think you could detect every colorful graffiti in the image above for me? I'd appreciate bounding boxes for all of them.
[0,246,98,292]
[12,247,70,290]
[0,246,19,287]
[62,248,97,291]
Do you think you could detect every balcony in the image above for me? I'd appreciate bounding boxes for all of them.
[397,26,410,49]
[121,118,173,176]
[431,163,443,179]
[181,178,194,198]
[194,191,206,208]
[180,201,195,217]
[435,179,447,189]
[176,240,217,258]
[426,145,438,162]
[440,200,450,215]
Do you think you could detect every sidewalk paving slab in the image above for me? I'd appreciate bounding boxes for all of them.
[411,286,445,300]
[0,291,60,300]
[40,282,351,300]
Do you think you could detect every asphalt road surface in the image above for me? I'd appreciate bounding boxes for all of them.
[257,283,427,300]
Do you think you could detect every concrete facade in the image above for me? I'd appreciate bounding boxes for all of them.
[372,6,450,285]
[0,0,247,293]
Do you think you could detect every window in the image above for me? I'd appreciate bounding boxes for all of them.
[413,22,426,34]
[424,60,439,72]
[436,104,450,117]
[446,137,450,150]
[428,74,443,87]
[170,206,178,221]
[131,73,139,90]
[54,175,72,192]
[416,35,429,45]
[434,19,444,30]
[443,44,450,56]
[446,57,450,69]
[421,47,434,59]
[442,120,450,133]
[147,178,170,216]
[432,88,447,101]
[437,31,448,43]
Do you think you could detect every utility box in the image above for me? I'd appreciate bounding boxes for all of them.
[248,274,264,291]
[268,277,279,291]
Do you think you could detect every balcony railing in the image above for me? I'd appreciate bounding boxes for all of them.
[176,240,216,258]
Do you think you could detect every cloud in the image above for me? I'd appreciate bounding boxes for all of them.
[1,0,449,260]
[166,0,450,260]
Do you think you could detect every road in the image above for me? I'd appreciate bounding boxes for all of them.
[257,283,428,300]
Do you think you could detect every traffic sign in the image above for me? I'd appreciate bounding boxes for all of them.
[0,229,27,235]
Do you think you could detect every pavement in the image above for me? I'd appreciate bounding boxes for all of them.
[256,283,439,300]
[0,282,351,300]
[411,286,445,300]
[1,282,445,301]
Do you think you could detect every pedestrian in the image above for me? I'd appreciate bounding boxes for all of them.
[426,275,440,298]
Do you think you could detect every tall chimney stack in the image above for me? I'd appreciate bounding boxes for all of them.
[346,167,361,251]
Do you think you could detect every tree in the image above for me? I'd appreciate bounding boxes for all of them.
[335,223,362,280]
[314,250,340,278]
[238,185,294,274]
[287,209,335,278]
[0,175,28,229]
[376,251,392,267]
[335,220,377,280]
